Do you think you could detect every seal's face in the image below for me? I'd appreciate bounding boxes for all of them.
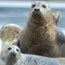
[30,1,52,22]
[6,45,20,62]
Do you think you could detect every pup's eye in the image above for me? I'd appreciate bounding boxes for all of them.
[8,47,11,50]
[42,5,46,8]
[16,49,19,52]
[32,4,36,8]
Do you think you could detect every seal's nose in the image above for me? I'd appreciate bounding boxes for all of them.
[34,8,40,12]
[10,51,16,57]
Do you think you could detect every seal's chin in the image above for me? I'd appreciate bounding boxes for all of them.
[32,11,42,21]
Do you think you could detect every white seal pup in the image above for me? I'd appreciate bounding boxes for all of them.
[1,45,60,65]
[2,45,21,65]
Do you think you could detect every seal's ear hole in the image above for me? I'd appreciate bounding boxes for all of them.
[8,47,11,50]
[53,11,61,25]
[42,5,46,8]
[32,4,36,8]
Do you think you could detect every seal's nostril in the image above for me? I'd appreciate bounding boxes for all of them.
[34,8,39,12]
[34,9,36,11]
[37,9,39,11]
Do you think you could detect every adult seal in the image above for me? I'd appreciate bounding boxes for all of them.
[19,1,65,57]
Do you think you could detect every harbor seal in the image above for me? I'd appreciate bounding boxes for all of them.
[19,1,65,57]
[0,24,22,52]
[1,45,60,65]
[1,45,21,65]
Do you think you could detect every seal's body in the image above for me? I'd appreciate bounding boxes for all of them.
[19,1,65,57]
[1,45,60,65]
[0,24,22,43]
[0,24,22,53]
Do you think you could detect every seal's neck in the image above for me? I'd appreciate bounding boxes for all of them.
[28,16,54,31]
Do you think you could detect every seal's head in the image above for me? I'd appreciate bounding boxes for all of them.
[30,1,52,23]
[29,1,58,26]
[5,45,21,64]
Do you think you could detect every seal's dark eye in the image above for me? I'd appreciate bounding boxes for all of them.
[16,49,19,52]
[42,5,46,8]
[8,47,11,50]
[32,4,36,8]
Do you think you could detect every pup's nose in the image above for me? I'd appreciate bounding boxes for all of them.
[34,8,40,12]
[10,52,16,57]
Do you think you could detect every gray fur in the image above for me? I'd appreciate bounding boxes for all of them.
[21,54,60,65]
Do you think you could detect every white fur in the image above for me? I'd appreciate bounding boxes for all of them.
[3,45,21,65]
[1,45,60,65]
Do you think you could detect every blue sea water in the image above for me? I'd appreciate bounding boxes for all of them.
[0,7,65,29]
[0,7,29,28]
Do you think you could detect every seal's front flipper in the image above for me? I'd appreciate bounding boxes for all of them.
[56,28,65,44]
[57,28,65,56]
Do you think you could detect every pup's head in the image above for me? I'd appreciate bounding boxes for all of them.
[5,45,21,63]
